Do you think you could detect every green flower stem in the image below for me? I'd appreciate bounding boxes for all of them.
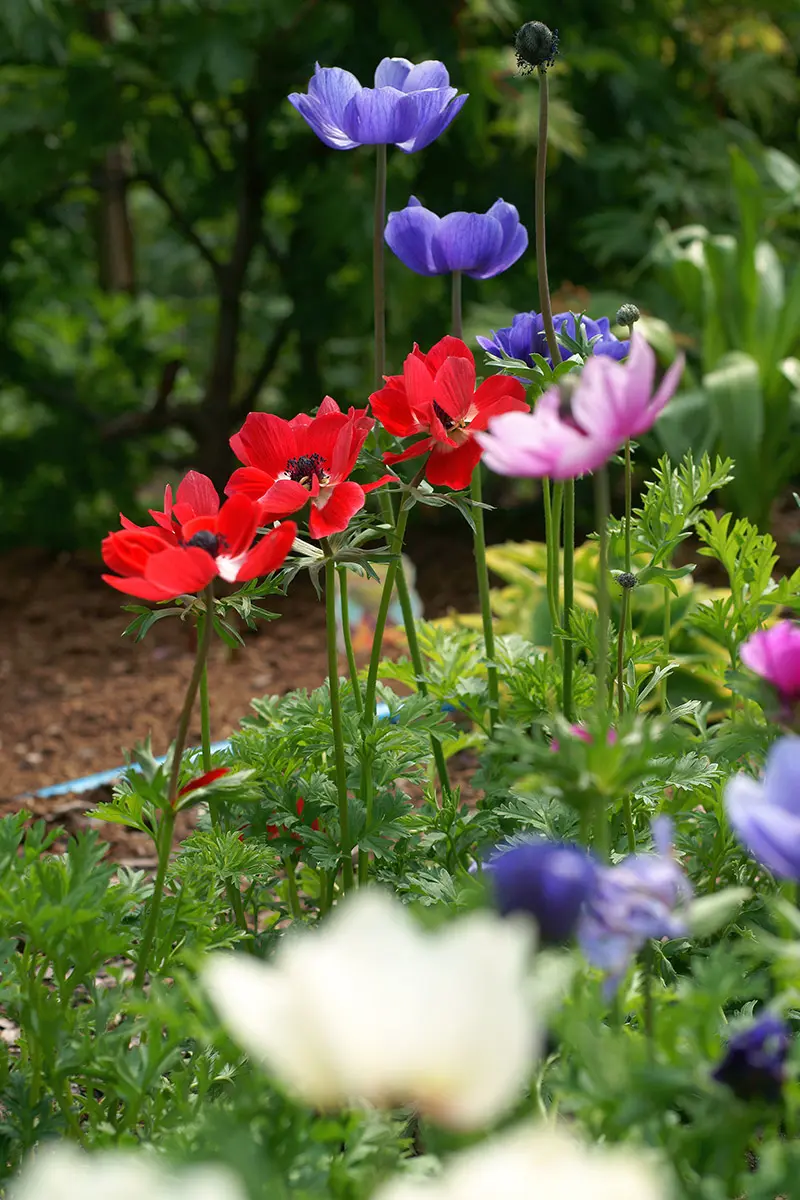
[471,466,499,733]
[593,467,611,861]
[451,268,463,339]
[617,588,636,853]
[284,854,303,921]
[659,590,671,712]
[535,68,560,368]
[562,480,575,720]
[134,583,216,988]
[542,479,559,642]
[624,439,633,574]
[373,144,387,387]
[199,662,211,773]
[324,551,354,894]
[337,565,362,716]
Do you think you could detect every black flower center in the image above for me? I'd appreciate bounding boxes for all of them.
[286,453,326,485]
[186,529,220,557]
[432,401,455,431]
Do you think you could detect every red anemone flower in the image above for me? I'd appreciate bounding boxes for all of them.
[102,474,297,601]
[226,398,387,539]
[370,336,529,491]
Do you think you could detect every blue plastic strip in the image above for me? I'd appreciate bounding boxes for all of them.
[32,740,233,800]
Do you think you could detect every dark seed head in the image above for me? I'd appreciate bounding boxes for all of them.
[432,400,455,431]
[187,529,220,557]
[615,303,641,328]
[285,453,325,484]
[514,21,559,74]
[618,572,638,590]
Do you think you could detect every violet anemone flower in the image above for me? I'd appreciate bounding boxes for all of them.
[476,331,685,480]
[577,818,691,992]
[725,736,800,881]
[740,621,800,707]
[477,311,629,367]
[288,59,467,153]
[713,1014,791,1103]
[385,196,527,280]
[485,838,598,944]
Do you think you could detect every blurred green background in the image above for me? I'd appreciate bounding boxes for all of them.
[1,0,799,547]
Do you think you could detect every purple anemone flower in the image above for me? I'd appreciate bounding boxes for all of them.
[577,818,691,993]
[288,59,468,153]
[385,197,528,280]
[485,838,598,944]
[713,1014,791,1103]
[725,736,800,881]
[477,311,629,368]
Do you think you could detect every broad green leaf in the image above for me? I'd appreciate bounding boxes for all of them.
[702,353,764,521]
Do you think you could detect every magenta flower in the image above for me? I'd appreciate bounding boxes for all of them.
[476,332,685,480]
[740,622,800,706]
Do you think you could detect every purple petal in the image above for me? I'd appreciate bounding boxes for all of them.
[468,201,528,279]
[340,87,419,146]
[727,773,800,879]
[402,60,451,91]
[476,332,502,355]
[306,65,362,126]
[508,312,541,363]
[595,338,630,361]
[430,211,504,275]
[397,91,468,153]
[287,93,360,150]
[385,202,441,276]
[374,57,413,89]
[765,737,800,815]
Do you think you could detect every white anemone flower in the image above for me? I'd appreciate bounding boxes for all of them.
[373,1123,668,1200]
[203,889,554,1130]
[8,1145,246,1200]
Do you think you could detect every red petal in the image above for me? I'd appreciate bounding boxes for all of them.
[370,379,421,438]
[296,798,305,816]
[179,767,230,797]
[225,466,274,501]
[329,411,373,482]
[102,528,169,576]
[316,396,343,418]
[383,438,434,467]
[144,546,218,598]
[217,492,259,558]
[468,391,530,432]
[293,410,349,465]
[425,438,483,490]
[259,478,311,517]
[433,356,476,422]
[102,573,176,601]
[472,372,527,414]
[403,351,437,421]
[424,336,474,374]
[309,481,365,537]
[230,413,296,474]
[362,472,396,492]
[175,471,220,518]
[235,521,297,579]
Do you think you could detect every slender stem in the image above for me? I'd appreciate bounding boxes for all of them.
[472,467,499,733]
[624,440,633,574]
[134,811,175,988]
[199,665,211,772]
[542,479,559,641]
[594,468,611,713]
[324,553,354,893]
[535,69,561,367]
[284,855,302,921]
[373,144,387,388]
[365,508,411,719]
[659,590,671,712]
[134,584,215,987]
[337,565,362,716]
[562,480,575,720]
[451,269,463,339]
[617,587,629,717]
